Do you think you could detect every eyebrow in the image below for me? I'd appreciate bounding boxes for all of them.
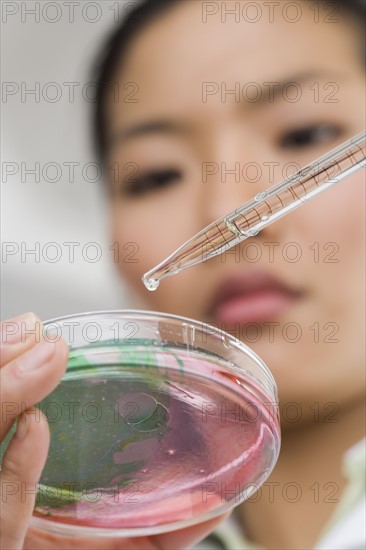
[106,71,345,151]
[106,120,188,152]
[252,70,344,104]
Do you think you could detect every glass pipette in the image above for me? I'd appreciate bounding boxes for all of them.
[142,130,366,291]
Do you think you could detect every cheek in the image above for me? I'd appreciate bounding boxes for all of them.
[330,173,365,328]
[290,170,365,365]
[317,172,364,247]
[110,200,200,314]
[292,170,364,365]
[111,210,160,306]
[289,170,365,298]
[318,172,364,294]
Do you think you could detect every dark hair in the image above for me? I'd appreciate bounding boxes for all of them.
[92,0,365,165]
[93,0,180,165]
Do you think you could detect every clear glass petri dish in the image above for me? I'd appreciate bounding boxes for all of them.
[18,310,281,537]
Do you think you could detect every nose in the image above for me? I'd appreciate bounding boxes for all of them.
[200,135,267,225]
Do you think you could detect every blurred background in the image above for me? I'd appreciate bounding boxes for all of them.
[1,1,143,320]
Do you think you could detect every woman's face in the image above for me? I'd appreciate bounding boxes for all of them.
[104,2,365,416]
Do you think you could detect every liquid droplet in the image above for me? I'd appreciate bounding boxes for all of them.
[222,337,231,349]
[224,218,241,236]
[255,192,267,202]
[142,275,159,291]
[243,228,260,237]
[261,215,270,222]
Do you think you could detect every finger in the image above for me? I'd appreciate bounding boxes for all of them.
[154,511,231,550]
[0,313,43,368]
[24,512,231,549]
[0,337,69,440]
[0,408,50,550]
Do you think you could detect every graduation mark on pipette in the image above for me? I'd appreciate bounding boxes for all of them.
[142,131,366,291]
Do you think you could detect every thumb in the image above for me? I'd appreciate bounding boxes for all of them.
[155,511,231,550]
[0,409,50,550]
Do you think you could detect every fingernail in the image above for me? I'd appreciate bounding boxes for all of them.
[16,411,31,439]
[1,312,41,345]
[18,339,56,373]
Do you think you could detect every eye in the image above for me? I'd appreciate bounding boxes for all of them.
[279,123,343,150]
[121,168,182,197]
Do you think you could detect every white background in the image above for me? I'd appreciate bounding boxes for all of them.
[1,1,146,320]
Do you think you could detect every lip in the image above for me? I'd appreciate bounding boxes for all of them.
[207,270,304,326]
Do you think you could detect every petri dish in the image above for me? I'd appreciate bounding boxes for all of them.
[2,310,281,537]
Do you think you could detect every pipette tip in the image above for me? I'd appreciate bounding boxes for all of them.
[142,274,160,292]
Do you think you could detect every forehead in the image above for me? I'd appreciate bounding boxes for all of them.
[107,1,359,124]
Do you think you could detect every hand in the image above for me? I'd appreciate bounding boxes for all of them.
[0,312,69,549]
[0,312,229,549]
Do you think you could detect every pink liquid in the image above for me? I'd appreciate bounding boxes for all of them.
[35,346,280,531]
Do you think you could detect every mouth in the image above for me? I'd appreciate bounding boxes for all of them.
[207,270,305,326]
